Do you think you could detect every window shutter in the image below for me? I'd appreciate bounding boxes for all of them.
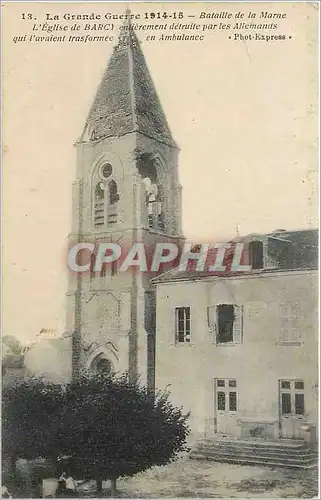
[207,306,216,328]
[279,316,289,343]
[207,306,217,343]
[279,301,301,344]
[233,305,243,344]
[174,308,179,343]
[290,301,301,343]
[279,301,290,343]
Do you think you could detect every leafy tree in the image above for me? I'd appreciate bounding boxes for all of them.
[2,377,64,478]
[3,373,190,496]
[60,373,190,496]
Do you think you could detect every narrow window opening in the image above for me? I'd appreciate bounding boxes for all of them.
[229,392,237,411]
[249,241,264,269]
[109,180,119,205]
[143,177,165,232]
[295,393,304,415]
[148,192,157,229]
[94,182,105,227]
[217,392,225,411]
[90,252,97,279]
[175,307,191,343]
[281,393,291,414]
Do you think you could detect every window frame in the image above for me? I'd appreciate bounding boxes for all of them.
[278,301,302,346]
[215,378,238,413]
[279,379,305,417]
[92,170,119,229]
[249,240,264,270]
[208,304,243,346]
[174,307,191,344]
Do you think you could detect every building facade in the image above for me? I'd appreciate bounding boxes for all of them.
[65,15,184,388]
[154,231,318,443]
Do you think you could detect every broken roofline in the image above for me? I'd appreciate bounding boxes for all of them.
[67,241,253,274]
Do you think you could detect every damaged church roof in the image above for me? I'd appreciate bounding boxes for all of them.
[153,228,318,283]
[79,11,177,149]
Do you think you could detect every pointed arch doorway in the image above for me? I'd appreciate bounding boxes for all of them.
[86,345,119,375]
[94,356,113,374]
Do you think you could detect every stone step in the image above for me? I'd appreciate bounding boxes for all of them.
[190,449,317,465]
[189,453,318,469]
[194,443,315,457]
[197,438,308,451]
[190,438,318,469]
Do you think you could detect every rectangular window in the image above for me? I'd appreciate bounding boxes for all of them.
[249,241,264,269]
[281,393,291,414]
[229,392,237,411]
[217,391,225,410]
[279,301,301,344]
[280,379,305,416]
[295,393,305,415]
[217,304,234,342]
[175,307,191,343]
[216,379,238,412]
[214,304,243,344]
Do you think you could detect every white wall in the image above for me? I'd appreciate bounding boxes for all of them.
[155,270,318,440]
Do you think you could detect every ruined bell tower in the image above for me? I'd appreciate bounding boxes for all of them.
[65,13,184,389]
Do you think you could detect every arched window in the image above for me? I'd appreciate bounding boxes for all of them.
[143,181,165,231]
[108,180,119,205]
[249,241,264,269]
[94,182,105,227]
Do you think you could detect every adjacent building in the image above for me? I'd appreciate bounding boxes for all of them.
[154,230,318,443]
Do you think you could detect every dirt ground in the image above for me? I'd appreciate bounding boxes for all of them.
[78,456,319,498]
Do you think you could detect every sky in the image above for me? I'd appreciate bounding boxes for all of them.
[2,2,319,343]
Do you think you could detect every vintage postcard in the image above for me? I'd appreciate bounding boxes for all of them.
[1,1,319,498]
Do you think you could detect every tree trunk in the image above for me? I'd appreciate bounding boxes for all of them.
[96,476,103,493]
[110,478,117,497]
